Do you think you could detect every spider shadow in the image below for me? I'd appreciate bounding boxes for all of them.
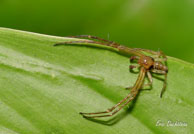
[83,92,141,126]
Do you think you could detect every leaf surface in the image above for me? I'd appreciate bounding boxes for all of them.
[0,28,193,134]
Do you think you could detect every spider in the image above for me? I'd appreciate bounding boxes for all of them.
[54,35,168,118]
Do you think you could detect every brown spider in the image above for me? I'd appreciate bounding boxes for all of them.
[54,35,168,118]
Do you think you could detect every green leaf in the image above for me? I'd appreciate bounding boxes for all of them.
[0,27,193,134]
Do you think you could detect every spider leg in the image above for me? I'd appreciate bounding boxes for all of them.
[129,65,140,70]
[152,51,167,62]
[53,40,106,46]
[80,92,133,118]
[54,35,145,57]
[151,69,166,74]
[80,92,132,115]
[81,67,146,118]
[129,55,140,70]
[133,48,167,60]
[127,71,153,90]
[151,69,167,98]
[126,64,140,89]
[160,73,167,98]
[142,71,153,87]
[154,57,167,62]
[54,38,122,50]
[129,56,140,70]
[69,35,117,45]
[130,56,139,62]
[133,48,159,55]
[69,35,129,50]
[125,65,140,90]
[125,86,133,90]
[82,93,138,118]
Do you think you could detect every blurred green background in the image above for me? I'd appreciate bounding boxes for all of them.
[0,0,194,63]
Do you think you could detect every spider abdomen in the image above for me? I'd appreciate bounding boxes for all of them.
[153,61,168,72]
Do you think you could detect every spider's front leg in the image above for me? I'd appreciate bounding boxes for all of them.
[69,35,114,44]
[53,40,104,46]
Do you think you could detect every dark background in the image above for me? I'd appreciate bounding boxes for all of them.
[1,0,194,63]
